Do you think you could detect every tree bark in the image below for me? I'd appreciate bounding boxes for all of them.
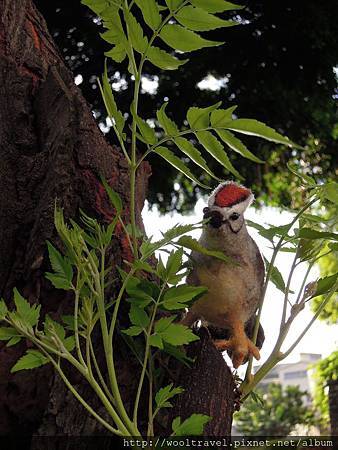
[0,0,235,443]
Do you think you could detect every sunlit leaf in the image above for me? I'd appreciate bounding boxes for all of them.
[174,137,220,180]
[298,229,338,241]
[226,119,293,146]
[165,0,184,10]
[11,350,50,373]
[196,131,242,178]
[124,10,148,53]
[162,285,207,310]
[122,325,143,336]
[215,129,264,163]
[0,299,8,320]
[177,235,234,263]
[210,106,237,126]
[172,413,212,436]
[190,0,244,13]
[105,43,127,63]
[175,6,237,31]
[129,305,150,328]
[187,102,221,129]
[160,24,223,52]
[147,46,188,70]
[155,146,209,188]
[311,273,338,298]
[134,0,161,30]
[99,62,125,136]
[155,383,184,409]
[13,288,41,327]
[157,103,179,136]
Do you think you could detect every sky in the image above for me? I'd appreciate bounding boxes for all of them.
[142,198,338,372]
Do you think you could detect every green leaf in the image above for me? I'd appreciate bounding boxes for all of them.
[122,325,143,336]
[155,383,184,409]
[0,327,19,340]
[105,43,127,63]
[264,258,288,294]
[210,106,237,126]
[45,273,73,290]
[133,113,157,145]
[47,242,73,283]
[176,235,234,263]
[190,0,244,13]
[13,288,41,327]
[162,285,207,310]
[172,413,212,436]
[129,305,150,328]
[154,315,176,333]
[163,342,194,366]
[166,248,184,279]
[140,223,202,259]
[157,322,199,346]
[81,0,108,15]
[187,101,222,129]
[100,176,123,215]
[159,24,223,52]
[124,10,148,53]
[226,119,292,146]
[134,0,161,30]
[311,273,338,298]
[165,0,183,10]
[175,6,237,31]
[174,137,220,180]
[321,182,338,204]
[7,336,22,347]
[215,129,264,163]
[195,131,242,179]
[149,333,164,349]
[155,146,209,189]
[156,103,179,136]
[11,349,50,373]
[99,62,125,136]
[44,315,66,341]
[147,46,188,70]
[297,228,338,241]
[287,163,316,186]
[0,299,8,320]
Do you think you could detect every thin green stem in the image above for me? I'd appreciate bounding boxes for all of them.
[147,356,154,437]
[244,198,318,383]
[283,282,338,358]
[280,248,299,329]
[89,339,115,404]
[74,284,86,367]
[133,283,166,426]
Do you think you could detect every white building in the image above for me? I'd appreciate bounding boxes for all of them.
[254,353,321,403]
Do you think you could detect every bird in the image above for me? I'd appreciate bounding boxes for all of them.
[182,181,265,368]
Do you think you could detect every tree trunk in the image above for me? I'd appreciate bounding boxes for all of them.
[0,0,235,443]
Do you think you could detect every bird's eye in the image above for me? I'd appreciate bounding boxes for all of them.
[229,212,240,221]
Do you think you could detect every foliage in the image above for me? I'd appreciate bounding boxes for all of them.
[313,351,338,431]
[1,0,338,439]
[235,383,316,436]
[311,205,338,324]
[36,0,338,213]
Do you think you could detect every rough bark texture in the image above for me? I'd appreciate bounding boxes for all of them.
[170,328,235,436]
[0,0,236,443]
[329,380,338,436]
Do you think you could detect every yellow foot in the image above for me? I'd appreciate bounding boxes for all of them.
[214,336,261,369]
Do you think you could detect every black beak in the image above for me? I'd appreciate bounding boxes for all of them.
[203,207,224,229]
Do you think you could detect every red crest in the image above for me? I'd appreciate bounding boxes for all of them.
[214,183,251,207]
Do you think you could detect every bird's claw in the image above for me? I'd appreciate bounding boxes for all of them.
[214,336,260,369]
